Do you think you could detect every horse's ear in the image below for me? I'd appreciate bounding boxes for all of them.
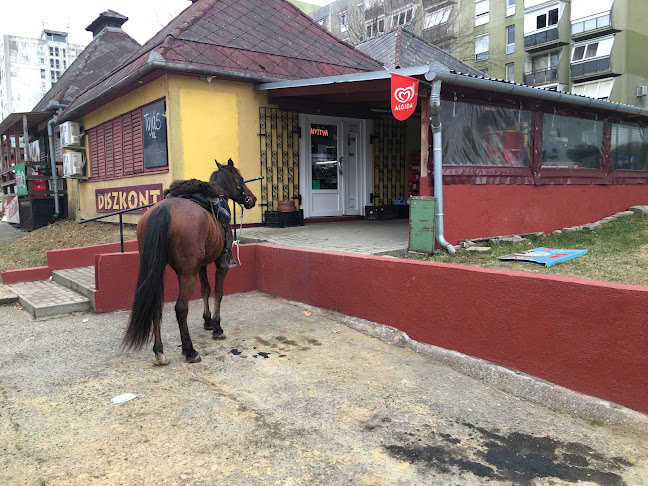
[227,158,234,167]
[215,159,222,168]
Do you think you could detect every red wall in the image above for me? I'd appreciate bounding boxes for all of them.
[256,244,648,415]
[93,245,258,313]
[443,184,648,243]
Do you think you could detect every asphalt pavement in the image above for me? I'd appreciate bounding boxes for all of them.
[1,292,646,485]
[0,221,22,242]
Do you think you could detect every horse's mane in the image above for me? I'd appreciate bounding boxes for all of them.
[163,165,242,199]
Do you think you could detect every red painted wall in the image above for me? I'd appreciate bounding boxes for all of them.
[48,240,138,270]
[256,244,648,415]
[443,184,648,243]
[1,266,51,284]
[93,245,258,313]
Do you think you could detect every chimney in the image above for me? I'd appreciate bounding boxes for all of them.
[85,10,129,38]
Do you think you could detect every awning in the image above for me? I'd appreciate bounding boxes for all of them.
[0,111,53,137]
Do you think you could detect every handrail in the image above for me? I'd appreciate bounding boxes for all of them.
[79,202,156,253]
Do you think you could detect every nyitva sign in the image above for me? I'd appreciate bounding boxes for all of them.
[95,184,163,214]
[391,73,419,121]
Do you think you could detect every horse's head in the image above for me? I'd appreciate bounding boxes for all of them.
[210,158,257,209]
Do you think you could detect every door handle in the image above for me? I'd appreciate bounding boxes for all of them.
[339,156,344,165]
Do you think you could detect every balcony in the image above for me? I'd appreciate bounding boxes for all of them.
[571,12,618,41]
[570,57,611,80]
[523,68,558,86]
[524,27,560,52]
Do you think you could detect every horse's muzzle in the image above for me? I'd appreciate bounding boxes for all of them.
[243,194,257,209]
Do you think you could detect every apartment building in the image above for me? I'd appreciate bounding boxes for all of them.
[311,0,648,107]
[0,30,85,120]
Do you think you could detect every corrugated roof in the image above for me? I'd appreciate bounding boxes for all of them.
[356,27,484,77]
[33,23,140,111]
[60,0,384,122]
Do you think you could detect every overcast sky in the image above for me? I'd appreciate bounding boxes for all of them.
[0,0,333,46]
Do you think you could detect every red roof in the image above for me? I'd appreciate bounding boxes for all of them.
[61,0,384,121]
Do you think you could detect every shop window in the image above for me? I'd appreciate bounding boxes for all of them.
[611,124,648,171]
[88,108,145,181]
[542,114,602,169]
[441,101,532,167]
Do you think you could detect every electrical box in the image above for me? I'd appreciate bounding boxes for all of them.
[60,121,81,147]
[637,86,648,97]
[408,196,436,254]
[63,152,85,178]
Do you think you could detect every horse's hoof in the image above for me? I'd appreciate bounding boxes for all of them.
[204,323,214,330]
[213,332,226,340]
[153,354,170,366]
[186,353,202,363]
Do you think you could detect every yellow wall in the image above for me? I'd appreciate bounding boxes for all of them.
[72,74,267,224]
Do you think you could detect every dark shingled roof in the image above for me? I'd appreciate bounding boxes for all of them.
[33,14,140,111]
[356,28,484,77]
[60,0,384,121]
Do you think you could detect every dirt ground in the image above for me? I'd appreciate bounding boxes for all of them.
[1,292,647,485]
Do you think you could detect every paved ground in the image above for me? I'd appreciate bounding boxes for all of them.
[238,219,410,255]
[1,292,647,485]
[0,221,22,242]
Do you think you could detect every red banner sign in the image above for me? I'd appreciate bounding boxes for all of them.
[391,73,419,121]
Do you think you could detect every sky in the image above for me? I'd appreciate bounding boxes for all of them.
[0,0,333,46]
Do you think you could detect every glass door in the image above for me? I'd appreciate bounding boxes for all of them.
[309,122,342,217]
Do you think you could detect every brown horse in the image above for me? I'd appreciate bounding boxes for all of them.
[123,159,257,365]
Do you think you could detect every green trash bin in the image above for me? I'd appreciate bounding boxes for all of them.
[408,196,436,253]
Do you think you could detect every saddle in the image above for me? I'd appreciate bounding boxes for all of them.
[164,180,230,229]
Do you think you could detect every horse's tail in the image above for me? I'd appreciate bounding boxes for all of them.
[123,204,170,350]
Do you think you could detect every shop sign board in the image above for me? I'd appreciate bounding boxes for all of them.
[95,184,163,214]
[1,195,20,224]
[15,163,28,196]
[391,73,419,121]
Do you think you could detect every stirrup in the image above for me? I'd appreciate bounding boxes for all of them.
[217,251,238,269]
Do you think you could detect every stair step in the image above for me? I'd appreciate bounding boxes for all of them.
[8,280,92,318]
[52,266,96,305]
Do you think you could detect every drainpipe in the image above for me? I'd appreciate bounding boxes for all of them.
[429,80,455,254]
[46,101,67,219]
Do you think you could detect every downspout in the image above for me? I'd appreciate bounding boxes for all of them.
[429,80,455,254]
[46,100,67,219]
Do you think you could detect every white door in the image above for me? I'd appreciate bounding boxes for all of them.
[303,116,366,218]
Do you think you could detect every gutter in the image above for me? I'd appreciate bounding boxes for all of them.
[58,52,285,123]
[428,80,455,254]
[46,100,68,219]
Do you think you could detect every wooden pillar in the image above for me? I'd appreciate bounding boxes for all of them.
[23,115,31,162]
[419,87,433,197]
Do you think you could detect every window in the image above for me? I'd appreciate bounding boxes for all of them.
[340,11,348,33]
[611,124,648,171]
[572,13,610,35]
[49,46,53,56]
[63,61,66,69]
[49,59,54,68]
[392,5,416,28]
[475,33,489,61]
[88,106,151,180]
[572,78,614,99]
[475,0,489,26]
[506,25,515,54]
[40,57,44,64]
[54,47,59,56]
[532,50,560,71]
[505,63,515,82]
[542,115,602,169]
[366,18,385,38]
[441,101,532,167]
[571,36,614,62]
[40,69,45,79]
[506,0,515,16]
[55,59,60,69]
[536,8,558,30]
[424,6,451,30]
[62,49,66,57]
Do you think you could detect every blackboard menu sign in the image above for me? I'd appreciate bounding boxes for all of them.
[143,100,168,168]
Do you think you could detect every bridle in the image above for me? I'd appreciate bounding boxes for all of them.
[236,175,262,207]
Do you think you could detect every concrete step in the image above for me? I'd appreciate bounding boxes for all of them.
[7,279,92,318]
[52,266,96,307]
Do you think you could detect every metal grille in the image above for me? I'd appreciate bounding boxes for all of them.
[259,108,300,218]
[372,118,406,205]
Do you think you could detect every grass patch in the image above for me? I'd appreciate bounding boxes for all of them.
[0,220,137,282]
[407,213,648,286]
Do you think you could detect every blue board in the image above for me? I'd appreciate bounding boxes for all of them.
[497,247,588,267]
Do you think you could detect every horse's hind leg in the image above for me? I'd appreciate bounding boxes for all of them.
[199,266,213,330]
[176,271,201,363]
[211,265,229,340]
[152,310,169,366]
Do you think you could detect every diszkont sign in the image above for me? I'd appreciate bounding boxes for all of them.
[95,184,163,214]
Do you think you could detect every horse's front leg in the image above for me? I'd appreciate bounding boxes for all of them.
[176,271,201,363]
[211,264,229,340]
[199,266,213,330]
